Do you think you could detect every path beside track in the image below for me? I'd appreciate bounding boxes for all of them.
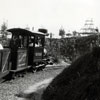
[0,62,70,100]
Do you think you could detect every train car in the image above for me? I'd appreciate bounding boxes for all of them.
[6,28,46,77]
[28,32,46,71]
[0,48,10,80]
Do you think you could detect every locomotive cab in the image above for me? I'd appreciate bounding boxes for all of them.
[6,30,29,77]
[7,28,46,75]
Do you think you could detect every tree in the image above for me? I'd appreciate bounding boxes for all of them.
[73,30,77,37]
[1,22,8,38]
[59,28,65,38]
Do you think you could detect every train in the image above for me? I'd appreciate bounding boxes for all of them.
[0,28,49,80]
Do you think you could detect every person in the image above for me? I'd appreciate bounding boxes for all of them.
[29,38,34,47]
[0,43,3,50]
[9,36,19,70]
[35,37,42,47]
[9,35,20,50]
[44,48,47,57]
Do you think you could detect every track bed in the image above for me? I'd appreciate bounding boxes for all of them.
[0,63,68,100]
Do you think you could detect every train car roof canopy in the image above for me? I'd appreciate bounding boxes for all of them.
[7,28,45,36]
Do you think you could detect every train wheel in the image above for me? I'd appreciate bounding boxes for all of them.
[11,73,16,79]
[19,74,24,77]
[21,74,24,77]
[32,69,36,73]
[31,66,36,73]
[23,70,27,74]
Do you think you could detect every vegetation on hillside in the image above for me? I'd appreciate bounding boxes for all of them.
[45,34,100,62]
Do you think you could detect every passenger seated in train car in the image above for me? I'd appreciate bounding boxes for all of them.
[35,43,40,47]
[23,36,28,48]
[29,36,34,47]
[9,35,20,50]
[35,37,39,47]
[38,37,42,46]
[18,35,23,48]
[18,35,28,48]
[35,37,43,47]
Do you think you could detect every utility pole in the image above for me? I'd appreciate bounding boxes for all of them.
[96,28,100,46]
[50,33,52,48]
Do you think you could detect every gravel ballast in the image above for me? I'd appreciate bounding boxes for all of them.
[0,63,68,100]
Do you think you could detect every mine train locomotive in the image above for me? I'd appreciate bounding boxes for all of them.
[0,28,48,80]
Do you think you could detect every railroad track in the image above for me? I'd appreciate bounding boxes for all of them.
[0,63,70,100]
[44,63,70,70]
[0,63,70,84]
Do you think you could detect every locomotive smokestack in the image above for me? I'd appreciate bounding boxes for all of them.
[38,28,49,36]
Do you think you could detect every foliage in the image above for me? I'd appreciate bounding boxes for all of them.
[45,34,99,61]
[1,22,8,38]
[42,47,100,100]
[1,22,7,31]
[72,30,77,36]
[45,38,61,63]
[0,22,10,47]
[59,28,65,38]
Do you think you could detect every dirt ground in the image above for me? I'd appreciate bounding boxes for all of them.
[0,62,69,100]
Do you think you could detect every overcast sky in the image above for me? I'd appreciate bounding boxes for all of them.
[0,0,100,37]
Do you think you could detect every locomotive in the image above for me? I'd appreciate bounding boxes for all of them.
[0,28,48,80]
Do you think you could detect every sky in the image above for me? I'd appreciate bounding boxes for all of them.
[0,0,100,37]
